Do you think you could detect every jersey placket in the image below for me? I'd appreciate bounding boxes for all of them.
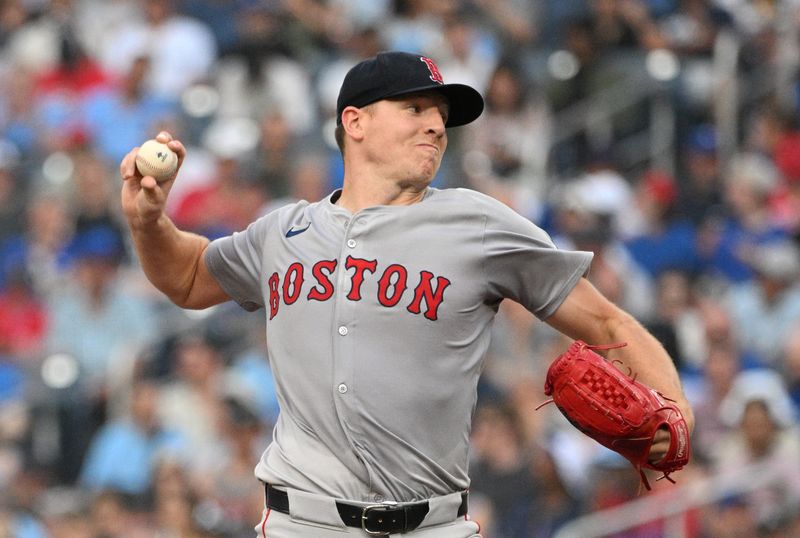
[330,213,369,465]
[328,209,406,501]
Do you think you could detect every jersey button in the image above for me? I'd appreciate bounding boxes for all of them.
[338,326,348,336]
[373,493,384,502]
[337,383,348,394]
[346,239,357,248]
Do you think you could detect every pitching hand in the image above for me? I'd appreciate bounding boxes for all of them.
[648,427,672,463]
[120,131,186,226]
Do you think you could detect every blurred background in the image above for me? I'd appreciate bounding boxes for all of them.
[1,0,800,536]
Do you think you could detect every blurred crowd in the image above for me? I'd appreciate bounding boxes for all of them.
[2,0,800,537]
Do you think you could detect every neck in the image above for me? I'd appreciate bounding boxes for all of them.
[336,170,429,213]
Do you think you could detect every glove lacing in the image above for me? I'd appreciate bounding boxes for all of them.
[535,341,627,410]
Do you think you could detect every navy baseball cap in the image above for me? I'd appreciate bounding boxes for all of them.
[336,51,484,128]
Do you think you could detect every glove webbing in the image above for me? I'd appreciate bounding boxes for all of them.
[535,341,628,410]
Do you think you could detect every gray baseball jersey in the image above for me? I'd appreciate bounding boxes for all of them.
[204,187,592,504]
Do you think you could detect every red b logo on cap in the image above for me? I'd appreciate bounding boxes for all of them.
[420,56,444,84]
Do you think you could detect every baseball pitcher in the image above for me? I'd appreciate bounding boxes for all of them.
[120,51,694,537]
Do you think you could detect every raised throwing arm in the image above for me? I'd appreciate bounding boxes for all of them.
[120,131,229,309]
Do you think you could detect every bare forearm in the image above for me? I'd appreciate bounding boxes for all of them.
[120,132,229,309]
[581,313,694,437]
[128,213,209,307]
[605,316,686,401]
[547,279,694,431]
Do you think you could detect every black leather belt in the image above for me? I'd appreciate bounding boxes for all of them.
[264,483,468,536]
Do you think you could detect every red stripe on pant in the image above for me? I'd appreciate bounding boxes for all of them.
[261,507,272,537]
[467,513,481,534]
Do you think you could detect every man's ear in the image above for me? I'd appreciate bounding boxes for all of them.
[341,106,366,142]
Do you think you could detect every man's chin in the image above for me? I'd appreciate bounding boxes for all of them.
[399,172,436,190]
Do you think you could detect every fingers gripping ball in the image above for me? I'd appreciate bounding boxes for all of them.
[135,139,178,182]
[539,340,691,491]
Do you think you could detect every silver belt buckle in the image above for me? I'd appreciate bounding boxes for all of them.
[361,502,398,536]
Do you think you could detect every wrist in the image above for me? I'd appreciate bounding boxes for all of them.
[128,211,172,234]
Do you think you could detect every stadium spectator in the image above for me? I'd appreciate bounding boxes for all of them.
[677,123,725,225]
[0,141,24,244]
[714,369,800,530]
[240,109,300,200]
[81,55,178,165]
[587,0,667,53]
[469,401,535,538]
[724,240,800,366]
[623,170,701,279]
[0,193,73,295]
[701,152,787,283]
[199,396,269,536]
[68,151,128,241]
[46,225,156,389]
[99,0,217,101]
[79,379,186,499]
[155,332,231,476]
[0,259,46,361]
[506,444,583,538]
[172,151,267,238]
[436,11,499,94]
[684,339,741,463]
[770,128,800,239]
[462,60,550,203]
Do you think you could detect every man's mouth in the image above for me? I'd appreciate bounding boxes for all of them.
[416,143,439,152]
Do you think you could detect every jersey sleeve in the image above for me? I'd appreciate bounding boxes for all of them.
[204,215,272,312]
[481,196,593,319]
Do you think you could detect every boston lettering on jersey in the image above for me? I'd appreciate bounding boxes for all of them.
[267,255,451,321]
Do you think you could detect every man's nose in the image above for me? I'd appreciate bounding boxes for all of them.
[425,110,446,136]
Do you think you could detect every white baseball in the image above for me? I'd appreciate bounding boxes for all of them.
[135,139,178,182]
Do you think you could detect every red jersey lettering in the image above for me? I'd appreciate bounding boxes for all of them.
[268,272,280,319]
[345,256,378,301]
[268,258,451,321]
[282,263,304,305]
[407,271,451,321]
[308,259,338,301]
[377,264,408,307]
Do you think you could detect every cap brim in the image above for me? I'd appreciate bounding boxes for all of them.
[383,83,484,127]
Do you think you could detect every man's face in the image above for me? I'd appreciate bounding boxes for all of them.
[359,91,449,186]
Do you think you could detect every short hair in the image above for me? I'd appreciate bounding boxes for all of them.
[334,123,345,157]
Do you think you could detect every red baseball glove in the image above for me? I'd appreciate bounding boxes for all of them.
[540,340,690,490]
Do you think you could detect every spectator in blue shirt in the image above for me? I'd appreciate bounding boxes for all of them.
[79,379,186,498]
